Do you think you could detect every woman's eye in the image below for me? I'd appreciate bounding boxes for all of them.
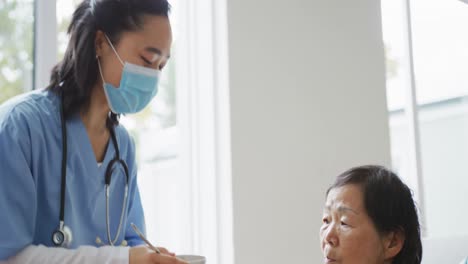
[140,56,152,65]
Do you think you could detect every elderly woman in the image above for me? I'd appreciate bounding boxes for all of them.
[320,165,422,264]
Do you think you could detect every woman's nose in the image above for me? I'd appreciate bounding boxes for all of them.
[323,224,339,247]
[154,62,162,70]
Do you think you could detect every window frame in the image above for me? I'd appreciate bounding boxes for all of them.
[399,0,427,235]
[34,0,57,90]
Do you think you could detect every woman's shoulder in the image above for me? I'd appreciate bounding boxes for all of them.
[114,122,131,141]
[0,89,60,130]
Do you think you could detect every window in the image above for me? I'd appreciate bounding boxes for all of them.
[56,0,80,59]
[382,0,468,239]
[0,0,34,104]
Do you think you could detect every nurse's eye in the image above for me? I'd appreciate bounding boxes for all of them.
[140,56,152,66]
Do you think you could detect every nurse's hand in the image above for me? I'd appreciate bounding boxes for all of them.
[155,247,176,256]
[129,245,188,264]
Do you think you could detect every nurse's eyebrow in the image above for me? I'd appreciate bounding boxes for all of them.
[145,47,171,59]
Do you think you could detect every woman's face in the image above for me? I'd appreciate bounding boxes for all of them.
[320,184,387,264]
[96,15,172,89]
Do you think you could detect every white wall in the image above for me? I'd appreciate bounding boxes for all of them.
[227,1,391,263]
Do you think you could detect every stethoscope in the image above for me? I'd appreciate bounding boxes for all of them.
[51,92,130,247]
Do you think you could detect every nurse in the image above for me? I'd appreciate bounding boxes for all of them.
[0,0,187,263]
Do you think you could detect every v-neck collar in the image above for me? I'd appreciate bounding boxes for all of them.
[67,114,116,173]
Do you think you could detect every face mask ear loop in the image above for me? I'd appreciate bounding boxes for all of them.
[97,56,119,114]
[96,56,107,85]
[104,35,125,66]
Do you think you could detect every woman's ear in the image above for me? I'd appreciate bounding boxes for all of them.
[95,30,106,57]
[383,228,405,260]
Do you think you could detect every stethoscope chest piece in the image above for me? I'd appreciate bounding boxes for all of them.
[52,223,73,247]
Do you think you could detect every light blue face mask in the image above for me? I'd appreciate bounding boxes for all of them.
[97,35,161,114]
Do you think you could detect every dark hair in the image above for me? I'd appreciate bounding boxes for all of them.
[47,0,171,125]
[327,165,422,264]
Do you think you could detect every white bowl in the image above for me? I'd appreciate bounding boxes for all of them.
[177,255,206,264]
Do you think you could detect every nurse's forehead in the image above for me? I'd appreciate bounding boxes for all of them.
[139,15,172,50]
[115,37,171,63]
[119,30,172,58]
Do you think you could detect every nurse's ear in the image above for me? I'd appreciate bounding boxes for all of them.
[95,30,108,58]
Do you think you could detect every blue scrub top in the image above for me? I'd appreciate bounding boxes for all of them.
[0,90,145,260]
